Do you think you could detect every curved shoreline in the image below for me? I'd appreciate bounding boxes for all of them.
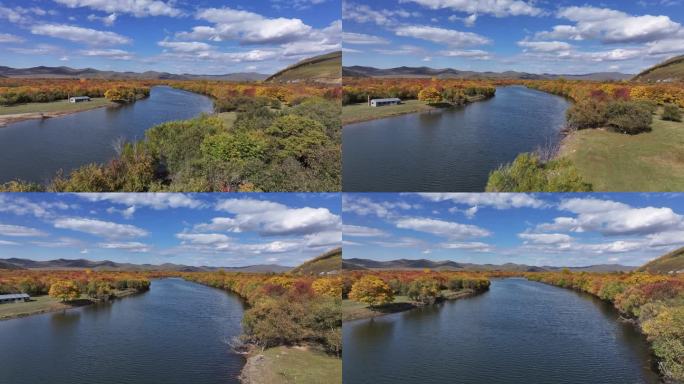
[0,102,117,127]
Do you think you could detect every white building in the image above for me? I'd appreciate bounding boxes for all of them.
[370,98,401,107]
[0,293,30,304]
[69,96,91,103]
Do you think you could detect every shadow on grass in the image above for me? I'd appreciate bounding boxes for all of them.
[371,302,416,314]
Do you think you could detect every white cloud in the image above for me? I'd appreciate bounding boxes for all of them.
[0,224,47,237]
[0,240,19,246]
[87,13,117,26]
[439,241,493,252]
[0,195,71,218]
[343,224,388,237]
[80,193,203,210]
[98,242,150,253]
[158,41,214,53]
[343,2,418,26]
[518,40,572,53]
[394,25,490,47]
[176,233,231,245]
[438,49,491,59]
[107,206,136,219]
[54,218,148,238]
[80,49,133,60]
[0,33,24,43]
[210,198,340,236]
[31,24,131,45]
[54,0,182,17]
[419,193,545,209]
[539,6,681,44]
[343,32,390,45]
[401,0,542,17]
[343,195,415,218]
[187,7,312,45]
[395,217,490,239]
[519,233,573,245]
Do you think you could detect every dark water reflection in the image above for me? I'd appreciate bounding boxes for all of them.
[343,278,659,384]
[343,86,570,192]
[0,86,213,183]
[0,279,245,384]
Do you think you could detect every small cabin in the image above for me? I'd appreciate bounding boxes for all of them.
[69,96,91,103]
[370,98,401,107]
[0,293,30,304]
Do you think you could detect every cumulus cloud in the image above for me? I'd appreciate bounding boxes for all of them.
[87,13,117,26]
[0,195,71,218]
[394,25,490,47]
[53,0,182,17]
[419,193,545,209]
[54,218,148,239]
[206,198,340,236]
[31,24,131,45]
[343,195,416,218]
[439,241,493,252]
[395,217,490,239]
[0,33,24,43]
[80,49,133,60]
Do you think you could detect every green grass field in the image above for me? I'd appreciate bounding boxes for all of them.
[0,98,114,115]
[218,111,237,128]
[560,108,684,191]
[244,346,341,384]
[0,295,88,320]
[343,295,415,321]
[342,100,436,125]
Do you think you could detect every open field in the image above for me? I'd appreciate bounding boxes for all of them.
[0,98,113,115]
[0,289,139,320]
[560,109,684,191]
[343,290,477,321]
[240,346,341,384]
[342,100,436,124]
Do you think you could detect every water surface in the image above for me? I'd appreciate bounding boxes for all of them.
[0,279,245,384]
[343,278,659,384]
[343,86,570,191]
[0,86,213,183]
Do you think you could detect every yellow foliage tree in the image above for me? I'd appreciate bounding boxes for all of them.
[349,275,394,307]
[312,277,342,298]
[418,87,442,104]
[48,280,80,302]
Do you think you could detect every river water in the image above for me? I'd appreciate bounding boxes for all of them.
[343,278,659,384]
[0,86,213,183]
[0,279,245,384]
[343,86,570,191]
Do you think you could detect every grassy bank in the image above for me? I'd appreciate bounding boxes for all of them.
[0,289,138,320]
[0,98,115,127]
[559,109,684,191]
[343,289,476,321]
[342,100,437,125]
[239,346,341,384]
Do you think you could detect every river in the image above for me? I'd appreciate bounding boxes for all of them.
[342,86,570,192]
[0,279,245,384]
[343,278,659,384]
[0,86,213,183]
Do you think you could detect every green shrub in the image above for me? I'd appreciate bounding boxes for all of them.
[605,101,653,134]
[662,104,683,122]
[566,99,607,129]
[486,153,592,192]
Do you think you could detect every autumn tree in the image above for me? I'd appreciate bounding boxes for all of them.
[49,280,80,302]
[349,275,394,307]
[312,277,342,298]
[407,276,441,304]
[418,87,442,104]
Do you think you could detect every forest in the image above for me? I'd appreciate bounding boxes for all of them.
[0,79,341,192]
[343,78,496,106]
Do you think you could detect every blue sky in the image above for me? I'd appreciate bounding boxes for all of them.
[0,0,340,74]
[343,0,684,74]
[343,193,684,267]
[0,193,341,267]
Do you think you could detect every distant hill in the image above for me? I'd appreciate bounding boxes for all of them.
[0,65,268,81]
[290,247,341,276]
[266,51,341,84]
[633,55,684,83]
[343,65,632,81]
[0,257,290,273]
[638,247,684,274]
[343,258,636,273]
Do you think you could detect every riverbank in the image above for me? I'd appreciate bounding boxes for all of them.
[0,288,139,321]
[343,289,478,321]
[239,345,341,384]
[558,107,684,191]
[342,95,490,125]
[0,98,115,127]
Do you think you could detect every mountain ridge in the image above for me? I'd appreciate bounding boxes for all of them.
[343,258,637,272]
[0,65,269,81]
[343,65,633,81]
